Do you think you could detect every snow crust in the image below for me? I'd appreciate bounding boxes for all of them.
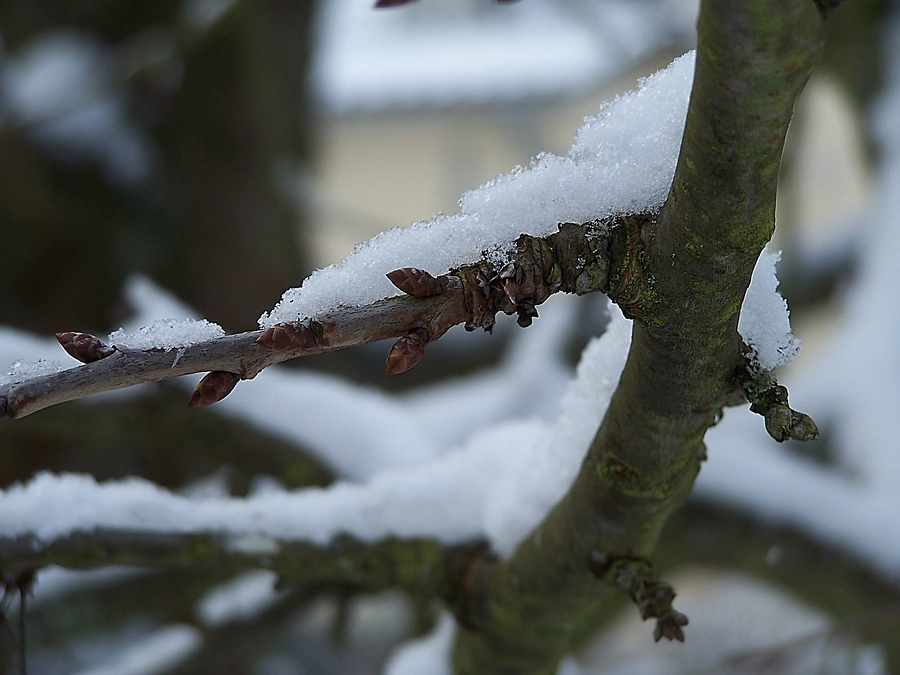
[260,52,695,327]
[0,357,69,387]
[107,318,224,351]
[738,248,801,369]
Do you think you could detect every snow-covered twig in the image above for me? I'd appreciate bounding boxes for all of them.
[0,218,624,420]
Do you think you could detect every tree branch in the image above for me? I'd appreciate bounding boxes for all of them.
[0,217,625,420]
[0,529,489,609]
[452,1,827,672]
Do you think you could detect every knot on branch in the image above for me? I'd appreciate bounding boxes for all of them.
[589,552,688,643]
[55,332,116,364]
[443,217,619,333]
[380,217,624,375]
[736,358,819,443]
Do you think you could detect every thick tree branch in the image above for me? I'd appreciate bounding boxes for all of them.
[0,217,625,420]
[452,2,826,673]
[0,529,489,610]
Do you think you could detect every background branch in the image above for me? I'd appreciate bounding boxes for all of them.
[0,529,487,612]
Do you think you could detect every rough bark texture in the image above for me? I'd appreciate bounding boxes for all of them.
[451,2,826,673]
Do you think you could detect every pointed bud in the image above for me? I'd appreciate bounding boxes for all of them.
[56,332,115,363]
[386,268,442,298]
[257,321,319,351]
[188,371,240,407]
[374,0,417,7]
[385,329,427,375]
[653,611,688,643]
[789,411,819,441]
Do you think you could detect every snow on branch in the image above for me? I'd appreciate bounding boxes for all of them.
[738,249,801,371]
[0,53,695,419]
[0,307,633,563]
[261,52,694,325]
[0,216,634,420]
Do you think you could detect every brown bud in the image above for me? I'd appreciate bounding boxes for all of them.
[55,332,115,364]
[385,329,427,375]
[386,267,442,298]
[188,371,240,407]
[653,610,688,643]
[257,321,320,351]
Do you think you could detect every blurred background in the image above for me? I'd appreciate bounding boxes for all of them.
[1,0,899,673]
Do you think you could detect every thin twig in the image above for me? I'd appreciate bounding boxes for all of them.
[0,219,620,420]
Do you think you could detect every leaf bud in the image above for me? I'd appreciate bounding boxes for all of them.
[188,371,240,407]
[385,329,427,375]
[386,267,443,298]
[55,332,115,363]
[257,321,319,351]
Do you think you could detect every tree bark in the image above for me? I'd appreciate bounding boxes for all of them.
[451,2,827,673]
